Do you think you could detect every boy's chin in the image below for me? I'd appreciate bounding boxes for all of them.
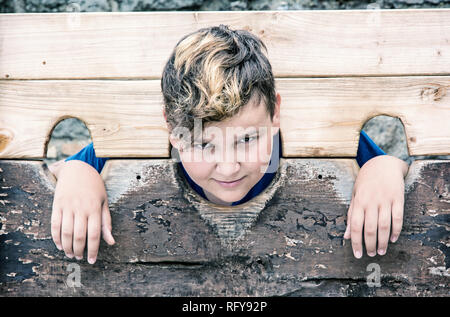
[209,190,246,205]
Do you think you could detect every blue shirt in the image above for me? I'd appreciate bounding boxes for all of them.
[65,130,385,205]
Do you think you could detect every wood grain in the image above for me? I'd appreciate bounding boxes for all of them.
[0,159,448,296]
[279,76,450,157]
[1,10,449,79]
[0,77,448,158]
[0,80,169,158]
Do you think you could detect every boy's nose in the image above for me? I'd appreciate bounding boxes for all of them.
[216,162,241,178]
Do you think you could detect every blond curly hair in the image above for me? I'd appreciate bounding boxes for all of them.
[161,24,276,143]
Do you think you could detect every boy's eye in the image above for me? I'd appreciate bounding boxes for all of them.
[192,135,258,150]
[238,135,257,144]
[194,142,214,150]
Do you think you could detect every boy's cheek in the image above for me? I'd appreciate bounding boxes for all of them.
[253,136,273,163]
[181,158,208,173]
[259,149,272,164]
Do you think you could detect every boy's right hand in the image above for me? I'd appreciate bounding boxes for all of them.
[51,160,115,264]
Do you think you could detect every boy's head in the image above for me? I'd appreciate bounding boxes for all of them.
[161,24,281,205]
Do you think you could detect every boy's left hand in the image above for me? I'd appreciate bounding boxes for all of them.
[344,155,409,258]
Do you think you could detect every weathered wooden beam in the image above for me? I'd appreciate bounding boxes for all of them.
[1,77,449,159]
[0,80,169,159]
[1,10,450,79]
[0,159,448,296]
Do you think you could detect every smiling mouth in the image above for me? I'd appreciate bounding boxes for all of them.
[214,176,246,187]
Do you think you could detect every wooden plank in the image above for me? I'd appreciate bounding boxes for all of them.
[279,76,450,157]
[1,77,449,158]
[0,159,448,296]
[0,80,169,158]
[0,9,449,79]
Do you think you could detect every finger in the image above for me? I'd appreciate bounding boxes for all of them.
[390,198,404,243]
[344,199,354,239]
[101,202,115,245]
[61,210,74,258]
[73,215,87,260]
[87,212,101,265]
[51,202,63,250]
[377,203,391,256]
[350,204,364,259]
[364,205,378,257]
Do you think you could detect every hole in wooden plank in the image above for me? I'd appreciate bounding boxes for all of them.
[361,115,450,165]
[361,115,410,163]
[44,117,92,177]
[168,127,283,202]
[152,124,285,244]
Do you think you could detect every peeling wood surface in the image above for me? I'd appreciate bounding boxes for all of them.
[0,159,448,296]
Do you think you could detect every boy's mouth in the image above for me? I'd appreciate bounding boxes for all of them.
[214,176,246,188]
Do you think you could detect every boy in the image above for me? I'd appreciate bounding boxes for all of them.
[50,25,409,264]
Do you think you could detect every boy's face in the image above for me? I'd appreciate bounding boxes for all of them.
[169,93,281,206]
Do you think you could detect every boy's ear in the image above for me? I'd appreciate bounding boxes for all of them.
[169,134,180,150]
[163,109,179,149]
[168,129,188,153]
[168,128,182,150]
[163,109,178,149]
[271,92,281,136]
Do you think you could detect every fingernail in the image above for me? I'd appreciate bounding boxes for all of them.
[56,245,62,251]
[391,235,398,243]
[66,253,74,259]
[75,256,83,260]
[354,250,362,259]
[378,249,386,256]
[368,251,376,257]
[88,257,96,264]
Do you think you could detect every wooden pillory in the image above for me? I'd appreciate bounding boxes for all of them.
[0,10,449,296]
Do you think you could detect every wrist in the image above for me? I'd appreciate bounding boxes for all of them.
[383,155,409,178]
[364,155,409,178]
[48,159,67,179]
[58,160,104,183]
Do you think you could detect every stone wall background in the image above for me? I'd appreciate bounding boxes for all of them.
[2,0,449,164]
[2,0,450,12]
